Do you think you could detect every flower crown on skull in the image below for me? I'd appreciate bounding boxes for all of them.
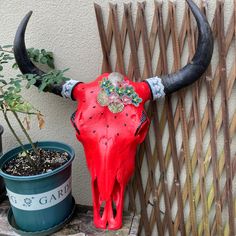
[97,72,142,113]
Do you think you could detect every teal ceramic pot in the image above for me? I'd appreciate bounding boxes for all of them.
[0,178,6,202]
[0,177,6,203]
[0,141,75,232]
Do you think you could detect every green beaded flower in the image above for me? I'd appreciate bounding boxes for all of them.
[125,86,134,96]
[100,78,116,95]
[131,94,142,107]
[116,87,125,96]
[101,78,112,89]
[106,85,115,95]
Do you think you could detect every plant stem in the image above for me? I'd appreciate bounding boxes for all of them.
[1,110,37,171]
[2,110,27,152]
[0,108,39,115]
[3,110,37,170]
[0,48,13,54]
[0,88,27,152]
[2,111,37,169]
[0,83,38,155]
[11,110,38,154]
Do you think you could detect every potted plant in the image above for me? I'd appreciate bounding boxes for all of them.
[0,45,76,235]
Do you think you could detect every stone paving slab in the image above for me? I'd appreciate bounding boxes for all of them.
[0,200,140,236]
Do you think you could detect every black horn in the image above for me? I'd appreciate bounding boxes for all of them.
[146,0,213,98]
[13,11,80,98]
[14,11,44,76]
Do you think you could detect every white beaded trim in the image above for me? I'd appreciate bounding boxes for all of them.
[61,80,80,99]
[146,76,165,100]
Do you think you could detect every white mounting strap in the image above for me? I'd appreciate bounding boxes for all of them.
[146,76,165,100]
[61,80,80,100]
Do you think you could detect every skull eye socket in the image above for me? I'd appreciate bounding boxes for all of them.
[135,111,150,143]
[71,111,80,135]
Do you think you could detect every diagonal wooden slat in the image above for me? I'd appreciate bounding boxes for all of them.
[216,2,235,235]
[155,2,186,235]
[109,3,125,74]
[206,74,223,236]
[125,3,142,81]
[94,3,112,73]
[168,3,197,234]
[188,3,211,235]
[138,3,176,236]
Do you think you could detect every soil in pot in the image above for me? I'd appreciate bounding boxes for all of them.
[2,148,70,176]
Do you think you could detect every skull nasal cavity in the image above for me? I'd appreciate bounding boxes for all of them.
[99,201,106,218]
[100,137,112,147]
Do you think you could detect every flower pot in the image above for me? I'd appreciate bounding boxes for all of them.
[0,141,75,233]
[0,177,6,202]
[0,125,6,203]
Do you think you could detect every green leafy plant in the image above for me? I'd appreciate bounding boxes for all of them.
[0,45,69,167]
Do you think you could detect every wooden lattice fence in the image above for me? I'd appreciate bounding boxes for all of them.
[94,1,236,235]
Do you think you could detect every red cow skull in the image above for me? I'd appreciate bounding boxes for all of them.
[13,0,213,230]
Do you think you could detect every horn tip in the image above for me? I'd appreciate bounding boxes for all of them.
[24,11,33,20]
[27,11,33,16]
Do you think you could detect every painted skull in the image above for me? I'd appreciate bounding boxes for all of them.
[70,72,152,229]
[13,0,213,230]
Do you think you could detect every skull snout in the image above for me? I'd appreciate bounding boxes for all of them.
[99,136,113,148]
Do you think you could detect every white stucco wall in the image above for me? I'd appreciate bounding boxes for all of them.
[0,0,235,215]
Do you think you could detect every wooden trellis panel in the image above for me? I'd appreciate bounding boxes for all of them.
[94,1,236,235]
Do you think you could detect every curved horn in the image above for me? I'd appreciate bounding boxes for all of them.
[146,0,213,99]
[14,11,80,98]
[14,11,45,76]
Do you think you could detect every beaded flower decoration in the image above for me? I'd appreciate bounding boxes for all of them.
[97,72,142,113]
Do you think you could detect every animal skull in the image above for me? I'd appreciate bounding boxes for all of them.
[13,0,213,230]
